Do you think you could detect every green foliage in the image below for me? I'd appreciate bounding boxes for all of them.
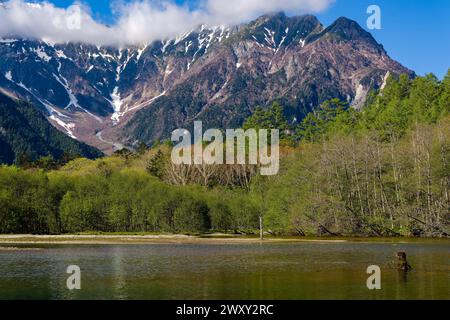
[243,102,294,144]
[0,166,58,234]
[136,142,150,155]
[172,192,211,233]
[294,71,450,144]
[297,98,353,142]
[59,175,109,233]
[0,72,449,237]
[361,73,448,141]
[146,150,167,179]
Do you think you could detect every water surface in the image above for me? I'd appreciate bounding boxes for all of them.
[0,240,448,300]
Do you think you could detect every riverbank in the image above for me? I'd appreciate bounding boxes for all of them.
[0,234,345,245]
[0,234,447,245]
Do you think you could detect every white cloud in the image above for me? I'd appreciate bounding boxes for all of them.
[113,1,205,45]
[204,0,333,25]
[0,0,115,44]
[0,0,334,46]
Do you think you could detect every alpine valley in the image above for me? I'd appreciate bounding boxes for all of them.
[0,12,413,161]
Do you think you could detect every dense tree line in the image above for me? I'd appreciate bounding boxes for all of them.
[0,71,448,236]
[0,164,259,234]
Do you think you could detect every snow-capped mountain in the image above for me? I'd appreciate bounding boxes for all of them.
[0,13,413,153]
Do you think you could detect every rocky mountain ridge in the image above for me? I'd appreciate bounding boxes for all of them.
[0,13,413,152]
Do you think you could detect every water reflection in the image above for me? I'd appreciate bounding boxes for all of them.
[0,241,448,300]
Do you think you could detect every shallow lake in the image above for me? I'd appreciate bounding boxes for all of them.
[0,240,448,300]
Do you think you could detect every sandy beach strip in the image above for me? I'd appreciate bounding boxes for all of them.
[0,234,350,245]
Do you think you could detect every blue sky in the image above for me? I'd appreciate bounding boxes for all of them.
[315,0,450,79]
[26,0,450,78]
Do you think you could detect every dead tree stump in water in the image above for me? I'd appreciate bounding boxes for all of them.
[397,252,412,272]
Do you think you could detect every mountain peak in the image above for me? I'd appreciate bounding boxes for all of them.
[320,16,385,52]
[253,12,321,28]
[327,17,373,39]
[258,11,287,21]
[250,11,287,29]
[333,16,360,28]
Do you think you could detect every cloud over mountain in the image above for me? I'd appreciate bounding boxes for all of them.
[0,0,334,45]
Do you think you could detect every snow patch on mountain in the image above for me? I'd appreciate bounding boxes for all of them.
[299,38,306,48]
[55,50,68,59]
[110,91,166,124]
[264,27,276,49]
[165,65,174,75]
[161,40,172,53]
[175,30,192,45]
[32,47,51,62]
[49,115,77,139]
[4,71,12,81]
[275,28,289,54]
[110,87,123,124]
[136,45,148,61]
[0,38,18,43]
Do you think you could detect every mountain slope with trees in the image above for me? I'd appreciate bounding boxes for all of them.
[0,92,103,165]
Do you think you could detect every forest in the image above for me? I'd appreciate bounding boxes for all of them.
[0,71,449,237]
